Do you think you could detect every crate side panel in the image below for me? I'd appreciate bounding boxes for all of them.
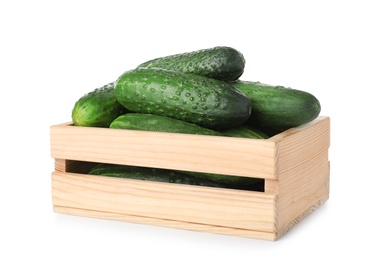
[278,117,330,234]
[269,116,329,142]
[54,205,277,240]
[52,171,277,232]
[274,116,330,173]
[50,124,278,179]
[276,149,330,236]
[275,117,330,237]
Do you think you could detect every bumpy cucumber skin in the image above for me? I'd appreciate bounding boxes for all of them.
[110,113,223,136]
[72,83,127,127]
[233,81,321,130]
[221,126,269,139]
[115,69,251,130]
[137,46,245,81]
[88,163,263,190]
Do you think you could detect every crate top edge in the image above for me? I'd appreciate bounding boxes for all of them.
[268,116,330,142]
[50,116,329,144]
[50,122,277,147]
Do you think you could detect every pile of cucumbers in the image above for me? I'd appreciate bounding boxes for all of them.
[71,46,321,189]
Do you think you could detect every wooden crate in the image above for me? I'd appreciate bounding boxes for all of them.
[50,116,330,241]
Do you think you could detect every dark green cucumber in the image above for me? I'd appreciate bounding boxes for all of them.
[88,164,223,187]
[110,113,223,136]
[72,83,127,127]
[115,69,251,130]
[178,171,263,191]
[220,126,269,139]
[137,46,245,81]
[233,81,321,130]
[88,163,263,191]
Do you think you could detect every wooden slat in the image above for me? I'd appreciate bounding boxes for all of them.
[52,171,277,232]
[50,124,278,179]
[274,116,330,174]
[276,150,330,236]
[271,117,330,238]
[53,206,278,241]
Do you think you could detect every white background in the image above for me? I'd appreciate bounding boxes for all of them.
[1,0,371,259]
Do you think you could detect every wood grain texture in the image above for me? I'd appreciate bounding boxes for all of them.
[52,171,277,232]
[50,123,278,179]
[53,205,277,240]
[275,117,330,236]
[50,116,330,240]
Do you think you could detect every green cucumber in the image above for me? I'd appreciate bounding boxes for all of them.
[115,68,251,130]
[137,46,245,81]
[88,163,263,191]
[72,83,127,127]
[179,171,263,191]
[88,164,223,187]
[221,126,269,139]
[233,81,321,130]
[110,113,223,136]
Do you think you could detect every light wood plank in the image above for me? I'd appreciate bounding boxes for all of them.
[52,171,277,232]
[270,117,330,237]
[53,205,278,241]
[277,151,330,234]
[50,123,278,179]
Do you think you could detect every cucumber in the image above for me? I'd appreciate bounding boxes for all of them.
[179,171,263,191]
[88,164,224,187]
[220,126,269,139]
[233,81,321,130]
[115,68,251,130]
[88,163,263,191]
[137,46,245,81]
[110,113,223,136]
[72,83,127,127]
